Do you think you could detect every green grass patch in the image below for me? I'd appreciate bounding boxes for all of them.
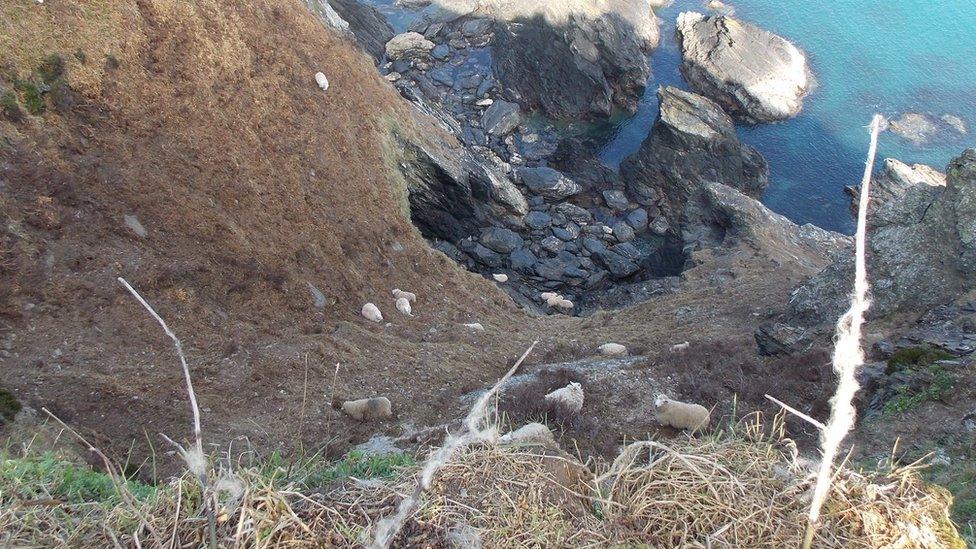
[0,452,156,505]
[0,388,22,421]
[259,449,414,489]
[1,91,21,119]
[886,346,954,375]
[882,364,955,416]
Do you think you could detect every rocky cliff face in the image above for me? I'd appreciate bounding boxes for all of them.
[791,149,976,324]
[490,0,659,120]
[676,12,811,123]
[622,86,768,223]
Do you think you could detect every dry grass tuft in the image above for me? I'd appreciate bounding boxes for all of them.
[1,413,964,548]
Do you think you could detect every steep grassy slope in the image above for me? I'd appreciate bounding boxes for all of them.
[0,0,532,462]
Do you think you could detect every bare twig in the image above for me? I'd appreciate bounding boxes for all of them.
[116,277,217,549]
[764,394,826,431]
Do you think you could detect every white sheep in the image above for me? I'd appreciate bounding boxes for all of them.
[598,343,628,356]
[670,341,690,352]
[540,292,558,301]
[341,397,393,421]
[653,395,710,431]
[392,288,416,303]
[395,297,413,316]
[555,298,574,310]
[361,303,383,322]
[545,294,563,307]
[492,273,509,283]
[315,72,329,92]
[499,422,555,447]
[544,382,584,416]
[463,322,485,331]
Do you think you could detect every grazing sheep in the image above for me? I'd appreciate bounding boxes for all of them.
[545,294,564,307]
[540,292,558,301]
[670,341,690,352]
[555,298,574,310]
[653,395,709,431]
[314,72,329,91]
[544,382,584,416]
[392,288,416,303]
[463,322,485,331]
[361,303,383,322]
[499,422,555,447]
[395,297,413,316]
[598,343,628,356]
[492,273,509,283]
[341,397,393,421]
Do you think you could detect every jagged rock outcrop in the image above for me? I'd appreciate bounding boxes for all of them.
[621,86,768,222]
[386,31,436,61]
[844,158,946,219]
[682,181,849,270]
[327,0,395,61]
[482,0,660,120]
[791,149,976,323]
[398,132,527,242]
[676,12,811,123]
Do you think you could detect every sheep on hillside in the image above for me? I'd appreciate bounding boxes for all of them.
[653,395,709,431]
[341,397,393,421]
[544,382,584,416]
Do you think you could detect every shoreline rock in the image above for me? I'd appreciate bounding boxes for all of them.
[676,12,811,123]
[622,86,768,222]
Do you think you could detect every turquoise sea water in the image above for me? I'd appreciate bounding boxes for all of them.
[600,0,976,233]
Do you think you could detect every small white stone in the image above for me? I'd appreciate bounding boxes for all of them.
[492,273,508,283]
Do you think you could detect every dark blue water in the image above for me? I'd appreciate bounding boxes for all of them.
[599,0,976,234]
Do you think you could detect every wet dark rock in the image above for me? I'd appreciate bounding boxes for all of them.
[462,240,503,267]
[552,202,592,223]
[626,208,649,231]
[482,100,521,136]
[754,322,810,356]
[510,248,538,272]
[517,167,582,200]
[480,227,524,253]
[593,249,640,278]
[540,236,564,254]
[317,0,393,62]
[612,221,635,243]
[431,44,451,60]
[553,223,580,241]
[611,242,642,261]
[524,211,552,230]
[622,86,768,221]
[603,190,630,211]
[489,0,659,121]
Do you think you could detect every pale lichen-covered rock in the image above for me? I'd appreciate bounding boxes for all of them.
[385,31,435,61]
[791,149,976,323]
[676,12,811,123]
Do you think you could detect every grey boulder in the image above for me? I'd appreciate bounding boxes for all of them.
[518,167,582,200]
[676,12,811,123]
